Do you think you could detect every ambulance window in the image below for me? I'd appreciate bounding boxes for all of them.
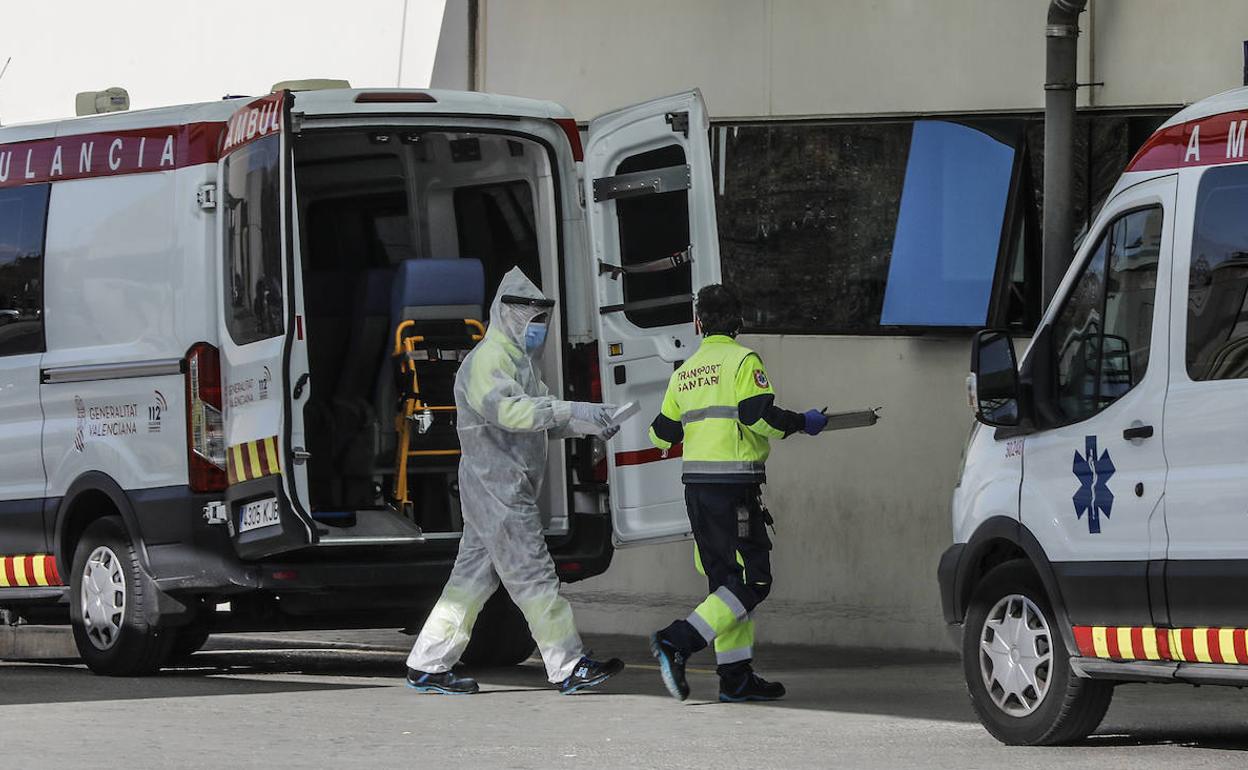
[0,183,49,357]
[1187,165,1248,381]
[614,144,693,328]
[454,181,540,303]
[223,135,284,345]
[1053,239,1108,421]
[1051,206,1162,422]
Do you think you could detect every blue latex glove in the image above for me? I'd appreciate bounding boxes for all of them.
[802,408,828,436]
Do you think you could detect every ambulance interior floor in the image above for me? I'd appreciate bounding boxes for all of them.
[4,629,1248,768]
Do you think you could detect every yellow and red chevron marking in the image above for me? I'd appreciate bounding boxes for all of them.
[227,435,282,485]
[0,555,62,588]
[1075,625,1248,664]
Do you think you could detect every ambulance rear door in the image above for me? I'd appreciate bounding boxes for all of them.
[216,91,316,558]
[584,90,722,547]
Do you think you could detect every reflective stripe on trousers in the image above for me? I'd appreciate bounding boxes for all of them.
[681,460,766,475]
[693,545,755,664]
[687,585,749,642]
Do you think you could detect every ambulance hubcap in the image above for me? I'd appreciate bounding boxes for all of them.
[979,593,1052,717]
[81,546,126,651]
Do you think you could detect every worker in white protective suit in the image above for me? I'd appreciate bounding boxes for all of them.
[406,267,626,695]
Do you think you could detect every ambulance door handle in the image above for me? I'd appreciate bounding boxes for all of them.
[292,372,310,400]
[1122,425,1154,441]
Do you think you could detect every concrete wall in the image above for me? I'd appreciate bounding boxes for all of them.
[567,334,971,651]
[434,0,1248,651]
[430,0,471,91]
[441,0,1248,119]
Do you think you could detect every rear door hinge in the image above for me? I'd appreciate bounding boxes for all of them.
[665,111,689,137]
[197,183,217,210]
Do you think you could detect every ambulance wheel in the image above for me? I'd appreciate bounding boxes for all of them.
[169,622,212,661]
[461,589,536,667]
[963,560,1113,745]
[69,517,175,676]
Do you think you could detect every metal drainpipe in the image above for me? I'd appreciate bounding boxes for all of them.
[1042,0,1089,307]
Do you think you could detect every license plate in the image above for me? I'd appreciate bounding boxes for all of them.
[239,497,280,533]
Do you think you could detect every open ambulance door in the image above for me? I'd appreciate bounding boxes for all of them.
[215,91,316,559]
[584,90,722,547]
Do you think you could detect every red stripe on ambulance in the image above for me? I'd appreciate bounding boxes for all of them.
[0,555,63,587]
[1127,109,1248,172]
[615,444,683,467]
[1075,625,1248,665]
[0,122,223,189]
[221,91,286,156]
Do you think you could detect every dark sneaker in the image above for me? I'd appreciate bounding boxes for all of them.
[719,673,786,702]
[406,668,479,694]
[559,655,625,695]
[649,632,690,701]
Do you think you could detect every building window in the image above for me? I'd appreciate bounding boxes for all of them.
[1187,164,1248,381]
[716,121,910,334]
[880,120,1017,326]
[0,184,50,357]
[713,111,1168,336]
[223,135,285,346]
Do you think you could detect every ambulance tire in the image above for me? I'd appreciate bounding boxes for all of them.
[461,589,537,668]
[69,517,175,676]
[963,560,1113,746]
[169,623,212,661]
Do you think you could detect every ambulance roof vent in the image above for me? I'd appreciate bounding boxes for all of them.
[270,78,351,93]
[75,87,130,116]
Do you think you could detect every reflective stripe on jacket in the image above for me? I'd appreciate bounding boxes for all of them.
[647,335,802,483]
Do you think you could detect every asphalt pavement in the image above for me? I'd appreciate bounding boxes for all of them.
[3,629,1248,768]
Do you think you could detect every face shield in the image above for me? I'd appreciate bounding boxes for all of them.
[500,293,555,356]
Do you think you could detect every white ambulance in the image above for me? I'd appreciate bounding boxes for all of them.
[946,85,1248,744]
[0,84,721,674]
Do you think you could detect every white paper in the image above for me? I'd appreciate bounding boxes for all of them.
[609,401,640,427]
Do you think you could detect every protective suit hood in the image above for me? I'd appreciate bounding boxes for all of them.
[489,267,553,353]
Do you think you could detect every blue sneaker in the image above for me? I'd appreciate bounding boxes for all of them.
[406,668,479,694]
[559,655,624,694]
[649,632,690,701]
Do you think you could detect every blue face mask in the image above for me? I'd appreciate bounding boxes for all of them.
[524,321,548,352]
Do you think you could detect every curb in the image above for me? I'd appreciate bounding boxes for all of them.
[0,625,79,660]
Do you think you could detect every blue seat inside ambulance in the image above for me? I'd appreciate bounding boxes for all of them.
[376,259,484,530]
[389,257,485,323]
[376,258,485,458]
[308,259,484,522]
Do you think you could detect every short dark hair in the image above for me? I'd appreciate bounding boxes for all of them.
[695,284,742,336]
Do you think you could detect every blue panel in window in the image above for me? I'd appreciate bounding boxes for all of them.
[880,121,1015,327]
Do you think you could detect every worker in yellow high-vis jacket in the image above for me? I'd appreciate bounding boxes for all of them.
[648,284,828,703]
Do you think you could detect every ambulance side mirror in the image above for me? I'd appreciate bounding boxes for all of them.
[969,329,1021,427]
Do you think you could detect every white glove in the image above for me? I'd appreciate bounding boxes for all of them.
[600,424,621,441]
[568,401,617,436]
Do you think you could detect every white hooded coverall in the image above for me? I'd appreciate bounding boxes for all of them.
[407,267,607,683]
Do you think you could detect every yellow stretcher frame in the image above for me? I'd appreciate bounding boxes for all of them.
[391,318,485,517]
